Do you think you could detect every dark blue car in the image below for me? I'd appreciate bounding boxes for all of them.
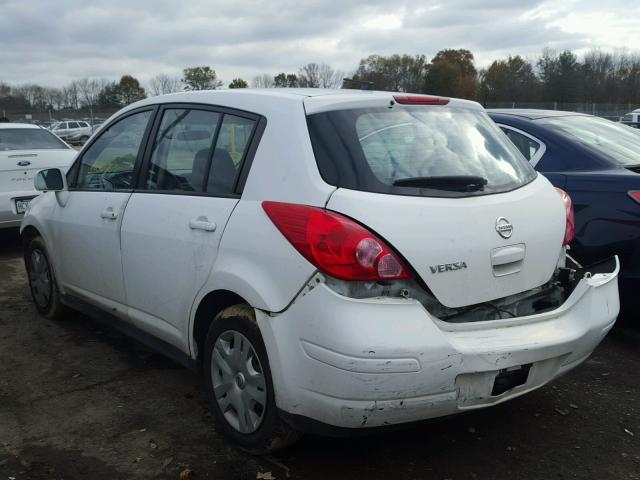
[488,109,640,319]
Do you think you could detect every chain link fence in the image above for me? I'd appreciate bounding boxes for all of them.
[2,103,639,126]
[483,102,638,121]
[0,108,119,128]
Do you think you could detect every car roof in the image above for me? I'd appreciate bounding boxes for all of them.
[487,109,588,120]
[0,122,41,129]
[122,88,482,118]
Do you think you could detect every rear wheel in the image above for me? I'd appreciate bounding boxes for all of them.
[203,304,301,453]
[25,236,65,319]
[79,135,89,144]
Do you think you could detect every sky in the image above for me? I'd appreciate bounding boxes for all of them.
[1,0,638,88]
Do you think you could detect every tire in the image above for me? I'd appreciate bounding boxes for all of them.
[79,135,89,144]
[203,304,301,453]
[24,236,66,320]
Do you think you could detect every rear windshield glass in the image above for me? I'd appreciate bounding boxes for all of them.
[537,115,640,166]
[0,128,69,151]
[307,105,536,197]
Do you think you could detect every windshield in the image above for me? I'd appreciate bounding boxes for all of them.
[0,128,69,151]
[537,115,640,166]
[307,105,536,197]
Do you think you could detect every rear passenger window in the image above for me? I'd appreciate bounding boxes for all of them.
[502,128,541,161]
[145,109,220,192]
[206,115,256,195]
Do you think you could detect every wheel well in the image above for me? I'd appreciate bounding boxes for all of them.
[21,226,40,250]
[193,290,248,361]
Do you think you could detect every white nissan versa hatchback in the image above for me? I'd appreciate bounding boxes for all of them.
[21,89,619,452]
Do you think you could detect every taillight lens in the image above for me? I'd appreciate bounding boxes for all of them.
[628,191,640,204]
[262,201,413,281]
[555,188,575,246]
[393,95,449,105]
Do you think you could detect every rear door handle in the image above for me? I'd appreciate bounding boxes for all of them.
[189,216,217,232]
[100,207,118,220]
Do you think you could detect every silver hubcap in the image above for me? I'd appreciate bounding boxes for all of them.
[29,249,51,308]
[211,330,267,434]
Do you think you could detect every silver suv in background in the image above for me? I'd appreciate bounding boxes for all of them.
[49,121,92,145]
[620,109,640,129]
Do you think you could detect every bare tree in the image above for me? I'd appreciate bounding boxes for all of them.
[298,63,321,87]
[76,78,108,108]
[149,73,182,96]
[296,63,343,88]
[318,64,344,88]
[252,74,274,88]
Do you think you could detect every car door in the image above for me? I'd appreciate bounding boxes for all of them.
[120,105,260,350]
[50,108,155,315]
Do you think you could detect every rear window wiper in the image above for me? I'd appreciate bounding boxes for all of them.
[392,175,488,192]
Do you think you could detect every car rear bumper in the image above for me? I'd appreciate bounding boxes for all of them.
[257,257,619,430]
[0,190,38,229]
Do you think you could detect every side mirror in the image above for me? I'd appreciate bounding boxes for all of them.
[35,168,66,192]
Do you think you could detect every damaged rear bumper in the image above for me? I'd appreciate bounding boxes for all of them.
[256,256,619,431]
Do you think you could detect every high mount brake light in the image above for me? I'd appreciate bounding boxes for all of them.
[262,201,413,281]
[393,95,450,105]
[555,188,575,246]
[628,191,640,204]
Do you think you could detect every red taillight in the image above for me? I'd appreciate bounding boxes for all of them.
[628,191,640,204]
[393,95,450,105]
[555,188,575,246]
[262,201,413,281]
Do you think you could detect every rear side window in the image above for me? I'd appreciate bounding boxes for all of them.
[145,109,221,192]
[307,106,536,198]
[502,128,541,161]
[207,115,256,195]
[142,110,257,195]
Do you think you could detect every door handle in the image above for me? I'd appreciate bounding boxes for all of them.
[100,207,118,220]
[189,216,217,232]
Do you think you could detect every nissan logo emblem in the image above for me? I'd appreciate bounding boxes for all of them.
[495,217,513,239]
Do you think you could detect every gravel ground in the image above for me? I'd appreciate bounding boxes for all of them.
[0,229,638,480]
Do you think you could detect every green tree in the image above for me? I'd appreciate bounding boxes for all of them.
[273,73,298,87]
[97,82,122,108]
[228,78,248,89]
[350,54,429,92]
[537,49,582,102]
[480,56,538,103]
[426,49,478,99]
[117,75,146,105]
[182,66,223,90]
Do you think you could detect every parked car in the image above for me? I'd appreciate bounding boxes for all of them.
[50,121,92,145]
[22,91,619,452]
[489,109,639,317]
[620,109,640,129]
[0,123,76,229]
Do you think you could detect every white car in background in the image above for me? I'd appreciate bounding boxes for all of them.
[50,120,93,144]
[0,123,76,229]
[21,89,619,452]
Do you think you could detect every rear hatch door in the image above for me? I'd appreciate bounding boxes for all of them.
[306,94,566,308]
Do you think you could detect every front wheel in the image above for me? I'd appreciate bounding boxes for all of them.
[25,236,65,319]
[203,304,301,453]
